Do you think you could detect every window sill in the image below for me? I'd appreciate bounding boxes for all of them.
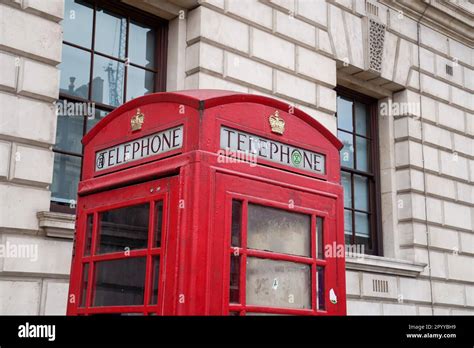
[345,254,426,278]
[37,211,75,239]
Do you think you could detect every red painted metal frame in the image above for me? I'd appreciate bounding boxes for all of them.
[68,90,346,316]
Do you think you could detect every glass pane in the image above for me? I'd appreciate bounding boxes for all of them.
[341,171,352,208]
[59,45,91,99]
[338,131,354,169]
[247,203,311,257]
[316,217,324,259]
[355,212,370,237]
[93,257,146,306]
[154,201,163,248]
[229,255,240,303]
[126,66,154,102]
[63,0,93,48]
[231,200,242,247]
[355,102,369,136]
[129,21,156,69]
[354,175,369,211]
[150,257,160,305]
[51,153,81,204]
[317,266,325,310]
[84,214,93,256]
[55,104,84,154]
[356,136,370,172]
[355,235,371,251]
[80,263,89,307]
[337,96,353,132]
[92,55,125,107]
[246,258,311,309]
[344,209,352,234]
[95,8,127,58]
[87,109,109,133]
[97,203,149,254]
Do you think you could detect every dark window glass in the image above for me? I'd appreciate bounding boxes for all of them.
[126,66,154,102]
[231,200,242,247]
[92,54,125,107]
[63,0,93,47]
[59,45,91,99]
[95,8,127,59]
[97,203,150,254]
[84,214,93,256]
[337,89,379,255]
[80,263,89,307]
[316,217,324,259]
[51,153,81,204]
[129,21,156,69]
[317,266,325,310]
[93,257,146,306]
[55,106,84,154]
[154,201,163,248]
[229,255,240,303]
[150,257,160,305]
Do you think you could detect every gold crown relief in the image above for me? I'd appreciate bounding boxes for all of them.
[269,110,285,135]
[131,108,145,131]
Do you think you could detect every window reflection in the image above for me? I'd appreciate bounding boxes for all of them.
[126,66,154,102]
[129,21,156,69]
[51,153,81,203]
[63,0,93,48]
[95,8,127,59]
[59,45,91,99]
[92,55,125,107]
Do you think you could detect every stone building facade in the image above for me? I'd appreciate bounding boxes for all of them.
[0,0,472,315]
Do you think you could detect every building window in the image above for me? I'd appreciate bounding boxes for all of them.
[336,87,381,255]
[52,0,167,211]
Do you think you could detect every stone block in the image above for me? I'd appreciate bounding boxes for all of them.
[347,299,382,315]
[42,280,69,315]
[252,29,295,70]
[0,4,62,64]
[185,42,224,75]
[361,273,397,299]
[316,85,336,113]
[345,271,359,296]
[433,281,465,306]
[0,280,41,314]
[275,70,316,104]
[0,140,11,179]
[422,123,452,150]
[225,52,273,90]
[23,0,64,22]
[428,226,459,251]
[296,0,327,27]
[296,47,336,85]
[275,10,316,47]
[443,201,471,230]
[447,254,474,282]
[382,303,417,315]
[449,38,472,66]
[421,74,450,102]
[438,102,465,132]
[18,58,59,101]
[425,173,456,200]
[0,51,18,90]
[227,0,272,28]
[420,25,448,55]
[12,144,54,185]
[439,150,469,181]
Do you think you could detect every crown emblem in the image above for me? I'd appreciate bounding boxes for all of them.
[131,108,145,131]
[269,110,285,135]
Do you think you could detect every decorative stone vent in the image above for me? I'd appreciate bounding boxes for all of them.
[367,19,385,74]
[446,64,453,76]
[365,0,379,17]
[372,279,389,293]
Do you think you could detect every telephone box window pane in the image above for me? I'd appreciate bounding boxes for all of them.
[154,201,163,248]
[63,0,93,48]
[97,203,149,254]
[356,136,370,171]
[92,55,125,107]
[59,45,91,100]
[338,131,354,169]
[247,204,311,257]
[84,214,93,256]
[80,263,89,307]
[317,266,325,310]
[93,257,146,307]
[51,153,81,204]
[355,102,369,136]
[229,255,240,303]
[246,258,311,309]
[129,21,156,69]
[316,217,324,259]
[95,8,127,59]
[337,96,353,132]
[231,200,242,247]
[354,175,369,211]
[126,66,155,102]
[341,172,352,208]
[150,257,160,305]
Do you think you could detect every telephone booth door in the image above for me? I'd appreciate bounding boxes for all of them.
[212,173,345,316]
[69,176,179,315]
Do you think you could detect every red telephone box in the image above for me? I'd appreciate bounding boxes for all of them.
[67,90,346,316]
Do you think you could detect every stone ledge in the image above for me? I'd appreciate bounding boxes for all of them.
[37,211,75,239]
[346,254,426,277]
